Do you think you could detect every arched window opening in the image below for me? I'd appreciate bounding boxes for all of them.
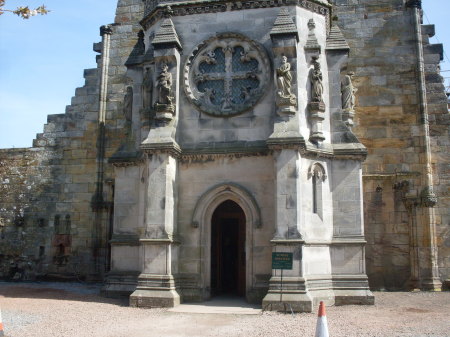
[309,163,327,220]
[312,172,323,219]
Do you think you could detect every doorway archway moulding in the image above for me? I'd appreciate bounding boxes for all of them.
[191,182,262,229]
[191,182,262,300]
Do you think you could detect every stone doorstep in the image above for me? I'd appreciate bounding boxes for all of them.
[168,296,261,315]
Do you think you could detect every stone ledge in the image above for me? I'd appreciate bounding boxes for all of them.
[110,234,140,246]
[139,238,180,244]
[142,0,331,29]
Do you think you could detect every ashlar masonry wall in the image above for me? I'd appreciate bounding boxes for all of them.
[332,0,450,289]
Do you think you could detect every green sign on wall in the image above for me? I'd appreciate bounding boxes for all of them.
[272,252,293,270]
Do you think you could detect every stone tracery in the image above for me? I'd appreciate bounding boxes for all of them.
[184,33,270,116]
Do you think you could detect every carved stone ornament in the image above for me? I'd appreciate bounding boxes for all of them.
[100,24,113,36]
[154,63,175,121]
[341,71,357,128]
[123,86,133,122]
[142,0,330,29]
[420,186,437,208]
[275,56,297,115]
[184,33,270,117]
[310,56,324,105]
[341,72,356,112]
[308,162,327,181]
[142,68,153,111]
[406,0,422,9]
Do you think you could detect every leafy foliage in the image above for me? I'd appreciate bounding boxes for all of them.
[0,1,49,19]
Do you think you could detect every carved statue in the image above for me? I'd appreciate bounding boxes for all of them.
[276,56,293,97]
[123,86,133,122]
[341,72,356,111]
[156,63,173,105]
[275,55,297,116]
[311,56,324,103]
[142,68,153,110]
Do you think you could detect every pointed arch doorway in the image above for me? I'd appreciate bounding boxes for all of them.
[211,200,246,297]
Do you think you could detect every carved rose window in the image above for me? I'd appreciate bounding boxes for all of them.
[184,33,270,117]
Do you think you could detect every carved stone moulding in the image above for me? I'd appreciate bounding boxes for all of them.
[308,101,325,143]
[342,110,355,128]
[184,33,271,117]
[142,0,331,27]
[276,95,297,115]
[154,103,176,121]
[309,101,325,113]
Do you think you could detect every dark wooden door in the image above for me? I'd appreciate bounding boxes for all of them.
[211,200,246,297]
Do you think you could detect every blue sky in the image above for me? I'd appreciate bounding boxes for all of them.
[0,1,448,149]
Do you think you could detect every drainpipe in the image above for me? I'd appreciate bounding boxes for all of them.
[406,0,441,290]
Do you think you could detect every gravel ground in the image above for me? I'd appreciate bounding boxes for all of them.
[0,282,449,337]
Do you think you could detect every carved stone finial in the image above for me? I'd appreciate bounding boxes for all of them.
[270,8,299,41]
[164,5,174,18]
[275,56,297,116]
[326,23,349,51]
[305,19,321,52]
[406,0,422,9]
[152,17,182,51]
[100,25,113,36]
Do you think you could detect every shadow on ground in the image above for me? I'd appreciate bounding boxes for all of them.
[0,281,129,306]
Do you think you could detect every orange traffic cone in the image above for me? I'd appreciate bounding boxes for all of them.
[0,305,4,337]
[314,301,329,337]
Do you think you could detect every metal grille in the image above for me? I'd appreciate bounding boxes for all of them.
[232,46,258,73]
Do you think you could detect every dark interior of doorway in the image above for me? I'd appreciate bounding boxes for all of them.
[211,200,246,297]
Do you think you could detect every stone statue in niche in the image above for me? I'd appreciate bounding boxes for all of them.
[123,86,133,122]
[277,55,293,97]
[341,72,356,112]
[308,57,325,142]
[154,63,175,121]
[142,67,153,110]
[275,55,297,116]
[156,63,173,105]
[341,72,357,128]
[311,56,324,104]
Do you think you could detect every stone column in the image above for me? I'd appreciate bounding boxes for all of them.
[130,12,183,307]
[408,0,441,291]
[129,153,180,308]
[263,8,311,311]
[262,148,312,311]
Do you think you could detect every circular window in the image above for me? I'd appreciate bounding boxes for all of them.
[184,33,271,117]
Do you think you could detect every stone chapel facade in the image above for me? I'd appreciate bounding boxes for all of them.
[0,0,448,311]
